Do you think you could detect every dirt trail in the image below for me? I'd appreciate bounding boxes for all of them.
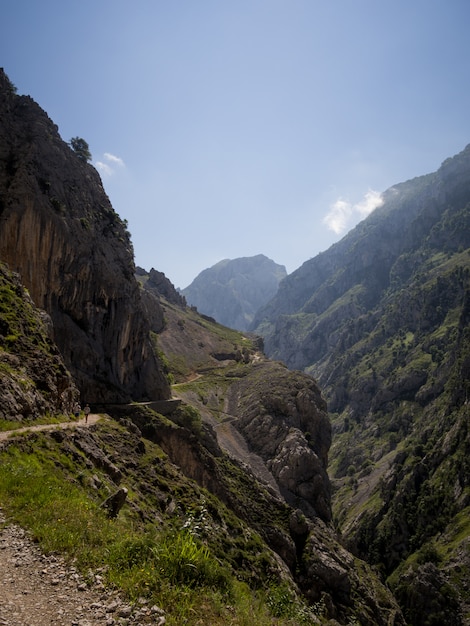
[0,416,167,625]
[0,508,166,625]
[0,414,103,442]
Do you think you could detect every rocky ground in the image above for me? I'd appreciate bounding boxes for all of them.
[0,508,166,626]
[0,415,167,626]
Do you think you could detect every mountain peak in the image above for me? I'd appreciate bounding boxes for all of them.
[182,254,286,331]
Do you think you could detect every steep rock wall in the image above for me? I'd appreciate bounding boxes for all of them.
[0,263,78,418]
[0,69,169,403]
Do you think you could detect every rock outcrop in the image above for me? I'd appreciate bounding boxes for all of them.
[225,361,332,522]
[0,69,169,403]
[137,267,187,307]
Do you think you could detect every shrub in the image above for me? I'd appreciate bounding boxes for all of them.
[69,137,92,162]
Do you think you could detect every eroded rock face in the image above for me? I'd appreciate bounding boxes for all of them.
[0,263,78,419]
[141,267,187,308]
[226,361,332,522]
[0,69,169,403]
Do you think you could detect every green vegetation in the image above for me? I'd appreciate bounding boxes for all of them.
[0,445,117,566]
[156,298,259,385]
[69,136,92,162]
[5,75,17,94]
[150,332,175,384]
[0,263,76,419]
[170,403,202,433]
[284,195,470,624]
[0,271,44,352]
[0,422,324,625]
[50,196,66,213]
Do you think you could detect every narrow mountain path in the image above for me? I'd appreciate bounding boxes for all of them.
[0,414,103,442]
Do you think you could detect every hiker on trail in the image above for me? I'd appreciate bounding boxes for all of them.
[74,402,81,418]
[84,404,91,424]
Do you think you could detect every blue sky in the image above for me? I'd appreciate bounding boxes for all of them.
[3,1,470,288]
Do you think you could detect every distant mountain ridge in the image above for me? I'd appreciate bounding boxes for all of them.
[251,144,470,624]
[181,254,286,331]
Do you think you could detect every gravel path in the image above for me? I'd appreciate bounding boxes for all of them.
[0,416,168,626]
[0,510,166,626]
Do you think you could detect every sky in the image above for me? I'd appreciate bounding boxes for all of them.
[3,1,470,288]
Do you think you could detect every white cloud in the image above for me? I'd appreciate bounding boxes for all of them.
[356,189,383,217]
[323,189,383,235]
[323,198,351,235]
[104,152,125,167]
[94,152,125,176]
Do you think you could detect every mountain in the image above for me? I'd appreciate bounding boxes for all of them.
[0,69,169,404]
[0,69,405,624]
[252,146,470,624]
[181,254,287,331]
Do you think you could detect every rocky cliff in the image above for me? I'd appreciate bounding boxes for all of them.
[181,254,287,331]
[0,69,169,403]
[0,262,78,419]
[224,361,332,522]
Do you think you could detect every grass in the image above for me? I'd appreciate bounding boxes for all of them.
[0,447,118,565]
[0,435,324,625]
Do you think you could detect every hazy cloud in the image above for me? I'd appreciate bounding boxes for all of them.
[95,160,113,176]
[95,152,125,176]
[356,189,384,216]
[104,152,125,167]
[323,198,351,234]
[323,189,383,234]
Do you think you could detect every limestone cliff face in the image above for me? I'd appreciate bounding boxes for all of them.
[0,69,169,403]
[0,263,78,419]
[138,267,187,308]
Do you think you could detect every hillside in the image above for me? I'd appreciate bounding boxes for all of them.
[252,145,470,624]
[181,254,287,331]
[0,278,405,625]
[0,68,405,625]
